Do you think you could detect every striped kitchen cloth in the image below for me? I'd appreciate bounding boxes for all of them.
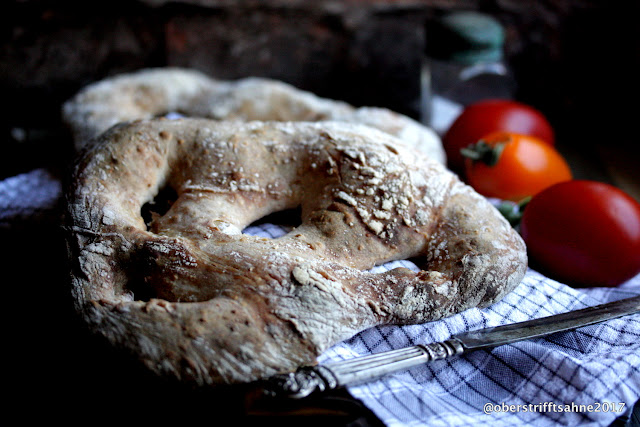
[246,222,640,427]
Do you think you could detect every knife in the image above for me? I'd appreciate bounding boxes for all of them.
[262,295,640,399]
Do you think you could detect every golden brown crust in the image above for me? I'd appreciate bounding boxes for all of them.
[62,67,445,163]
[66,118,526,386]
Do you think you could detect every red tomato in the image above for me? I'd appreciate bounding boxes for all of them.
[463,131,572,201]
[520,180,640,287]
[443,99,555,174]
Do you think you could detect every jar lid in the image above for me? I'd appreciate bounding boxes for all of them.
[427,11,505,64]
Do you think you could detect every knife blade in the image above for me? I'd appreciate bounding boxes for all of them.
[262,295,640,399]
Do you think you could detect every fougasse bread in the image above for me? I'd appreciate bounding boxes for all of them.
[66,117,527,386]
[62,67,446,164]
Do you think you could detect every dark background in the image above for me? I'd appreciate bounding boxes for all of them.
[2,0,638,423]
[3,0,639,195]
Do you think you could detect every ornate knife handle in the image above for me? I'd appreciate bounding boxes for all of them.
[263,338,464,399]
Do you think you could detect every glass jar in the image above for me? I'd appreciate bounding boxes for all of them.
[421,11,516,134]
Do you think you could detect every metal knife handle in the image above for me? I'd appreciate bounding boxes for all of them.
[263,339,464,399]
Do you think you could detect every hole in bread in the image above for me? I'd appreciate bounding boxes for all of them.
[141,185,178,231]
[125,273,157,302]
[367,258,422,274]
[242,206,302,238]
[406,256,429,271]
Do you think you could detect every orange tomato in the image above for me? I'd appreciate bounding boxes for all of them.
[443,100,555,175]
[462,131,572,201]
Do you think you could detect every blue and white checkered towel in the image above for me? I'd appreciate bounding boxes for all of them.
[245,222,640,427]
[3,170,639,426]
[323,269,639,427]
[0,168,61,227]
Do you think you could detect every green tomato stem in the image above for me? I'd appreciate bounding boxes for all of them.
[460,140,505,167]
